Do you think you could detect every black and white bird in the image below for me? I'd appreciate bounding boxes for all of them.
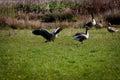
[32,27,63,42]
[107,23,119,33]
[95,20,103,29]
[74,27,89,44]
[85,13,96,29]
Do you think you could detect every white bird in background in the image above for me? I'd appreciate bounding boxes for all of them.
[107,23,119,33]
[74,27,89,44]
[85,13,96,29]
[32,27,63,42]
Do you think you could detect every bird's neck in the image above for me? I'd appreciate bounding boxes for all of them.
[85,29,88,35]
[85,29,89,38]
[91,13,96,25]
[91,13,94,18]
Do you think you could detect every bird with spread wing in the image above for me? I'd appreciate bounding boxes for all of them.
[32,27,63,42]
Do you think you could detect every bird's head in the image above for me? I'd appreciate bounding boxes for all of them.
[99,20,102,23]
[86,26,90,30]
[108,22,111,26]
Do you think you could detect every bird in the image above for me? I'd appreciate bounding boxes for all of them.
[95,20,103,29]
[107,23,119,33]
[32,27,63,42]
[73,27,89,44]
[85,13,96,29]
[73,29,87,36]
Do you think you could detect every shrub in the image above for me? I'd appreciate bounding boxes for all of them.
[49,1,74,12]
[71,17,78,22]
[105,13,120,25]
[42,13,56,22]
[42,12,77,22]
[15,4,43,13]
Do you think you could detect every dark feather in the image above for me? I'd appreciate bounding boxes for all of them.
[85,22,93,28]
[32,29,53,41]
[75,35,86,42]
[73,32,85,36]
[32,27,63,42]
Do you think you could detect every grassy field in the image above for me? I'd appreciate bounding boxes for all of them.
[0,28,120,80]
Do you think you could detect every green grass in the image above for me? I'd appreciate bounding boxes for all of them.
[0,28,120,80]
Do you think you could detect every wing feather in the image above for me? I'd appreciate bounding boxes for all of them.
[52,27,63,35]
[32,29,53,40]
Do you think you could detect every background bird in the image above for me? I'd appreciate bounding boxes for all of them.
[107,23,119,33]
[32,27,63,42]
[74,27,89,44]
[95,20,103,29]
[85,13,96,29]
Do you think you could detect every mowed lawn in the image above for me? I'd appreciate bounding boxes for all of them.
[0,28,120,80]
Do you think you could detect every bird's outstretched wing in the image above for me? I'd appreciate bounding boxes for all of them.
[52,27,63,35]
[32,29,53,40]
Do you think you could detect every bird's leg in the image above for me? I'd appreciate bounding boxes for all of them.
[51,37,55,42]
[45,40,49,43]
[81,42,83,44]
[52,39,55,42]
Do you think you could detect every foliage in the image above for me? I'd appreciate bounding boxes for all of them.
[0,6,15,18]
[42,12,76,22]
[49,1,75,12]
[42,13,56,22]
[105,13,120,25]
[15,2,75,13]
